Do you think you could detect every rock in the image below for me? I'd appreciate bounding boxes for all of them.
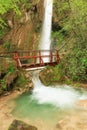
[56,118,68,129]
[76,100,87,108]
[3,92,10,96]
[0,89,3,96]
[25,73,30,78]
[8,119,38,130]
[29,82,33,89]
[4,71,18,90]
[81,84,87,89]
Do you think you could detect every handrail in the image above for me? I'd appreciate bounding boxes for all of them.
[0,49,60,68]
[0,49,58,54]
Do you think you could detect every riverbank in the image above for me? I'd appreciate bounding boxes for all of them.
[0,91,20,130]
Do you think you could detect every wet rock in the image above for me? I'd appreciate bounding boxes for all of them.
[22,82,33,93]
[28,82,33,89]
[8,119,38,130]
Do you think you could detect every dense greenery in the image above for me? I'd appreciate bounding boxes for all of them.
[0,0,40,29]
[0,0,20,28]
[52,0,87,82]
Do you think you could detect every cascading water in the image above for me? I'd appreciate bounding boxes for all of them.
[39,0,53,62]
[31,71,87,108]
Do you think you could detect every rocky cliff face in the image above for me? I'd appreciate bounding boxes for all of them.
[1,0,60,51]
[0,0,45,96]
[3,0,44,51]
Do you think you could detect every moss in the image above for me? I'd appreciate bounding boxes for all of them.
[15,70,27,87]
[8,119,37,130]
[39,65,65,86]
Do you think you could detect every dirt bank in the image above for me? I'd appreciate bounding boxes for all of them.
[0,91,21,130]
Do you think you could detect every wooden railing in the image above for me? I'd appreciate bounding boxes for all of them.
[0,50,60,69]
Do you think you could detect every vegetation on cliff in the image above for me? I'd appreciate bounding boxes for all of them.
[0,0,42,51]
[0,0,42,95]
[0,58,33,95]
[52,0,87,82]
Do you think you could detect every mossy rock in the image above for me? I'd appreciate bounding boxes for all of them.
[8,119,38,130]
[39,65,65,86]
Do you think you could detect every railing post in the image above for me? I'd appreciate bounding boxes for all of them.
[56,50,60,62]
[13,51,22,67]
[39,50,44,66]
[34,51,36,65]
[50,50,52,63]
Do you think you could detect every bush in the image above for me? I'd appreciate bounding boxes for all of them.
[3,41,10,51]
[0,79,7,91]
[62,48,87,81]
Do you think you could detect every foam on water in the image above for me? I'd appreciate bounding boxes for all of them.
[31,75,87,108]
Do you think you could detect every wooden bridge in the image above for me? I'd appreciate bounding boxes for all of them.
[0,50,60,70]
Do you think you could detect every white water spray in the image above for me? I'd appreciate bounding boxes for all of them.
[31,71,87,108]
[39,0,53,62]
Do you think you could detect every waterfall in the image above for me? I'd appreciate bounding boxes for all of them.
[39,0,53,62]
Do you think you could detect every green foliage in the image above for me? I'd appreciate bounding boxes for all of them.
[7,65,15,74]
[0,0,21,28]
[40,65,65,86]
[0,79,7,91]
[63,48,87,81]
[53,0,87,82]
[0,0,20,15]
[16,71,28,88]
[52,64,64,82]
[19,0,32,10]
[0,18,7,28]
[3,40,18,52]
[0,0,40,29]
[3,41,10,51]
[52,31,64,49]
[0,28,5,37]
